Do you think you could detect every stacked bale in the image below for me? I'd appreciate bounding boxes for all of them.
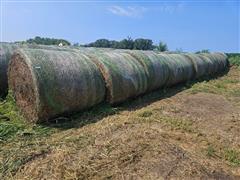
[83,50,148,104]
[8,48,105,122]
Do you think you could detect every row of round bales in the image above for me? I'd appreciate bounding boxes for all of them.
[6,45,228,123]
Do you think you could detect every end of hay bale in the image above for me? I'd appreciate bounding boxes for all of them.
[8,51,40,123]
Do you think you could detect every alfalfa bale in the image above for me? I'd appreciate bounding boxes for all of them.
[125,50,170,91]
[0,43,18,97]
[160,54,195,86]
[84,50,148,104]
[8,48,105,122]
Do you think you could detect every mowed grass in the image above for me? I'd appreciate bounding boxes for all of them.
[0,56,240,178]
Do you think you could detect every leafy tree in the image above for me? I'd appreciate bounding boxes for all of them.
[83,37,168,51]
[109,40,120,49]
[94,39,111,48]
[157,41,168,52]
[196,49,210,54]
[134,38,153,50]
[26,36,71,46]
[118,37,134,49]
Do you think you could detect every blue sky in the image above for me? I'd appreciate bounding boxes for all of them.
[1,0,239,52]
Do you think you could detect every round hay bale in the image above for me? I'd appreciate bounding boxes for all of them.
[196,54,216,75]
[183,53,209,78]
[8,48,105,122]
[199,53,227,74]
[160,54,195,86]
[125,50,170,91]
[0,43,18,97]
[84,50,148,104]
[0,43,79,98]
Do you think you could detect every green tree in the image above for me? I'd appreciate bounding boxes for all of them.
[94,39,111,48]
[134,38,153,50]
[118,37,134,49]
[196,49,210,54]
[157,41,168,52]
[26,36,71,46]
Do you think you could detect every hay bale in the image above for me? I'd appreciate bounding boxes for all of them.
[197,53,228,75]
[8,48,105,122]
[125,50,170,91]
[183,53,209,78]
[0,43,79,98]
[207,53,228,71]
[0,43,18,97]
[83,50,148,104]
[160,54,195,86]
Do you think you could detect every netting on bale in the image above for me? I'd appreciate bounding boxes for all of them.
[202,53,228,72]
[159,54,195,86]
[83,50,148,104]
[0,43,81,98]
[8,48,106,122]
[125,50,170,92]
[183,53,209,78]
[0,43,18,97]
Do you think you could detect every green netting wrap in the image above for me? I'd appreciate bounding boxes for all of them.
[124,50,170,91]
[8,48,105,122]
[83,50,148,104]
[0,43,80,98]
[159,54,195,86]
[183,53,209,78]
[7,45,229,122]
[201,53,228,73]
[0,43,18,97]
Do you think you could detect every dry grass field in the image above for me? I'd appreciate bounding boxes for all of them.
[0,64,240,179]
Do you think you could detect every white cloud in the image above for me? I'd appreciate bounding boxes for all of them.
[108,6,147,18]
[157,3,185,14]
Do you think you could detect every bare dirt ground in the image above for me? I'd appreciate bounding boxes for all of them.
[1,67,240,179]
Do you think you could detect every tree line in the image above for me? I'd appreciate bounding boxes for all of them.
[19,36,210,53]
[22,36,71,46]
[20,36,168,52]
[83,37,168,51]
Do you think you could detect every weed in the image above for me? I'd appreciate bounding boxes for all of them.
[138,110,153,117]
[206,145,216,158]
[224,149,240,166]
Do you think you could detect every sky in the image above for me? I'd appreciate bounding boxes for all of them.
[1,0,239,52]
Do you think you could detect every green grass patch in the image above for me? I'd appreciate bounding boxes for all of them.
[206,145,217,158]
[227,53,240,67]
[137,111,194,133]
[224,149,240,166]
[137,110,153,117]
[0,92,54,143]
